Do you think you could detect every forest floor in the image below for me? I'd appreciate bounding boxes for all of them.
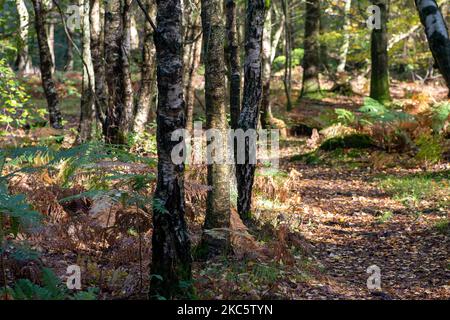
[1,77,449,300]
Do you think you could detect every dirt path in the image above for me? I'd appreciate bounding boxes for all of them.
[283,162,449,299]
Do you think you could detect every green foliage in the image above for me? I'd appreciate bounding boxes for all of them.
[0,59,46,131]
[377,171,449,207]
[358,98,414,124]
[433,218,449,236]
[430,102,450,134]
[3,268,98,300]
[272,48,304,72]
[290,151,322,165]
[415,133,443,164]
[376,211,393,224]
[334,108,356,126]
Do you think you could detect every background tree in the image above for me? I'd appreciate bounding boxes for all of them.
[183,0,201,133]
[15,0,32,74]
[225,0,241,130]
[103,0,134,145]
[236,0,265,221]
[90,0,107,128]
[337,0,352,73]
[198,0,231,257]
[370,0,391,103]
[133,0,157,135]
[31,0,63,129]
[281,0,293,110]
[77,0,96,142]
[300,0,321,98]
[261,1,285,130]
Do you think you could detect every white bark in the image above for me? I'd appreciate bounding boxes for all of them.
[337,0,352,73]
[15,0,33,74]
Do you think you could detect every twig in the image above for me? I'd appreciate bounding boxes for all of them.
[135,0,157,33]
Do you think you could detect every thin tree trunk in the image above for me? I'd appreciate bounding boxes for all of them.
[225,0,241,130]
[64,29,74,71]
[337,0,352,73]
[77,0,96,143]
[103,0,134,145]
[90,0,107,127]
[150,0,192,300]
[301,0,321,98]
[236,0,265,221]
[281,0,292,110]
[261,5,274,128]
[370,0,390,103]
[43,0,56,74]
[415,0,450,96]
[32,0,63,129]
[199,0,231,257]
[15,0,32,74]
[270,9,284,64]
[184,1,201,133]
[133,0,157,134]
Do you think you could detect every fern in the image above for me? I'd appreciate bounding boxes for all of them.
[4,268,98,300]
[358,97,415,124]
[431,102,450,133]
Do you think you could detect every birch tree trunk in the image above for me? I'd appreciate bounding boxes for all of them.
[415,0,450,96]
[43,0,55,74]
[261,5,274,129]
[103,0,134,145]
[236,0,265,221]
[77,0,96,142]
[64,29,74,71]
[337,0,352,73]
[15,0,32,74]
[150,0,192,299]
[90,0,107,127]
[133,0,157,134]
[199,0,231,257]
[32,0,63,129]
[281,0,292,109]
[225,0,241,130]
[183,0,201,133]
[301,0,321,98]
[370,0,391,103]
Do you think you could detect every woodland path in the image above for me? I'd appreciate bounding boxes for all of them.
[279,145,449,299]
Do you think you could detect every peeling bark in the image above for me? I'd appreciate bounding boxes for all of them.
[150,0,192,299]
[236,0,265,221]
[32,0,63,129]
